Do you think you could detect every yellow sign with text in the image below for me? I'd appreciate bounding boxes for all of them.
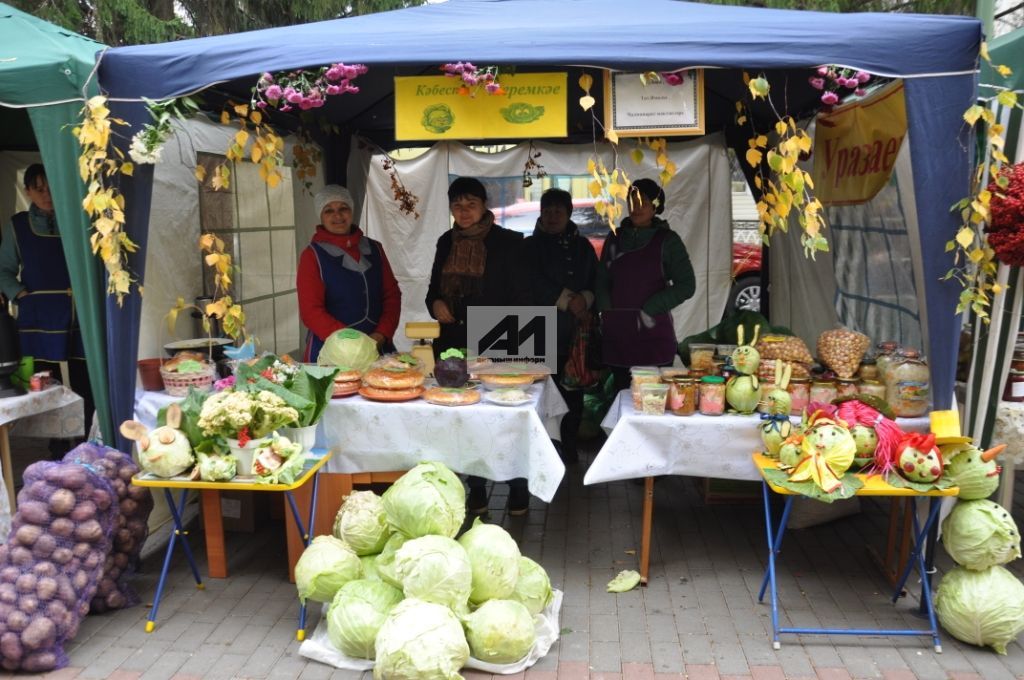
[394,73,567,141]
[812,80,907,206]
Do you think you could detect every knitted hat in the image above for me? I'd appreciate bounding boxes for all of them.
[315,184,353,217]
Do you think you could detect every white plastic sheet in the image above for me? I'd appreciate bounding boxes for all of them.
[299,589,563,674]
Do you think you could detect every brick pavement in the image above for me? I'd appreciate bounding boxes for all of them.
[5,436,1024,679]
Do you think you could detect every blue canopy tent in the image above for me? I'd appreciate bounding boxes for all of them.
[93,0,980,450]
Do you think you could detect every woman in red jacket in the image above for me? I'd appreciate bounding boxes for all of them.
[297,185,402,362]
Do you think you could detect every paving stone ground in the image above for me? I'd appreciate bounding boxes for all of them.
[6,434,1024,679]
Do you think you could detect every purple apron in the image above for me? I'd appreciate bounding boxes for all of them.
[601,229,677,367]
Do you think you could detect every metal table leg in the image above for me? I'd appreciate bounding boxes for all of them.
[146,489,204,632]
[760,482,793,650]
[285,471,321,641]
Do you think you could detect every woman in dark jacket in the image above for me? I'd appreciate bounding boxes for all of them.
[595,178,696,393]
[522,188,598,464]
[425,176,530,514]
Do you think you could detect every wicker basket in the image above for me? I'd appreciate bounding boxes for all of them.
[160,364,216,397]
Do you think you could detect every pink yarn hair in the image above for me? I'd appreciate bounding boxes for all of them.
[835,400,904,477]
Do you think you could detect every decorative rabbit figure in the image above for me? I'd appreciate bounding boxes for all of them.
[120,403,195,478]
[760,360,793,457]
[726,324,761,414]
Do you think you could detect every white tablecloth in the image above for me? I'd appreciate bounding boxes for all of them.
[134,378,569,502]
[583,391,931,485]
[2,386,84,439]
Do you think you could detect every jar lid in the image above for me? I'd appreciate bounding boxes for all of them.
[671,377,695,383]
[836,377,858,384]
[788,377,810,383]
[861,379,881,386]
[812,380,835,386]
[701,376,725,383]
[877,341,898,351]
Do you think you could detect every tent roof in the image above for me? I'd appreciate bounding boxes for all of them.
[98,0,981,101]
[0,2,104,107]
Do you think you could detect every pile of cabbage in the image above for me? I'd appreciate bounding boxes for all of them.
[936,455,1024,654]
[294,461,554,677]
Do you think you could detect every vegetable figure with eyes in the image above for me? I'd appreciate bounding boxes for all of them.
[726,324,761,414]
[786,411,856,493]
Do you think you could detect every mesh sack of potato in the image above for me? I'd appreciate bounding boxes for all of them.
[756,334,814,364]
[817,328,870,378]
[758,360,811,383]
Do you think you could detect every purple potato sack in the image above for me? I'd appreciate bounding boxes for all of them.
[63,442,153,612]
[0,461,117,672]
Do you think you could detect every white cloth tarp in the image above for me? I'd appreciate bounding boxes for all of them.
[584,391,931,485]
[299,589,562,674]
[356,135,733,351]
[769,114,924,356]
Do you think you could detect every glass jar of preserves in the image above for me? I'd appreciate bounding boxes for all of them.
[885,350,930,417]
[836,378,859,398]
[690,344,717,372]
[668,377,697,416]
[858,360,878,381]
[875,341,900,383]
[698,376,727,416]
[810,380,837,406]
[787,378,810,415]
[639,383,669,415]
[1004,370,1024,403]
[859,379,886,400]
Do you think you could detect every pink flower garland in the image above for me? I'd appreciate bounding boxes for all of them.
[808,66,871,108]
[253,63,368,112]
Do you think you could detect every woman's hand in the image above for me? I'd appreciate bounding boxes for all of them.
[369,332,386,348]
[567,293,588,320]
[432,300,456,323]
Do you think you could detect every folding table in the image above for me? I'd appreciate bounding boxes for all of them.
[132,448,332,639]
[752,452,957,652]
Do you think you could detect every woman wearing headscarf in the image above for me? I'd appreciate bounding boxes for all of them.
[522,188,598,464]
[297,184,401,362]
[425,176,530,514]
[595,178,695,392]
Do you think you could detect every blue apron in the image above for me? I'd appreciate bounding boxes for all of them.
[303,237,390,362]
[11,212,82,362]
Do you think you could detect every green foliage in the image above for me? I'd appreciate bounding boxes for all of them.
[13,0,425,45]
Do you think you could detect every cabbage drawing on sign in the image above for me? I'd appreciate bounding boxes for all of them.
[500,102,544,124]
[422,104,455,133]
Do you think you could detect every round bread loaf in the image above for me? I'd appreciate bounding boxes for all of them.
[363,368,425,390]
[422,387,481,407]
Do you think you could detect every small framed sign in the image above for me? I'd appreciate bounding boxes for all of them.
[604,70,705,137]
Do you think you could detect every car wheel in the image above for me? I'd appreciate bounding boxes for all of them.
[728,274,761,314]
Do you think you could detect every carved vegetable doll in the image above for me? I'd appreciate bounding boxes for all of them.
[760,360,793,457]
[787,411,857,493]
[896,432,943,484]
[943,443,1006,500]
[726,324,761,414]
[831,396,902,474]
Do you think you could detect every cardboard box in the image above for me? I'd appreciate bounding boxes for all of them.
[204,491,268,533]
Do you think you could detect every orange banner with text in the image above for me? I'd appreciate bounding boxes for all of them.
[812,80,907,206]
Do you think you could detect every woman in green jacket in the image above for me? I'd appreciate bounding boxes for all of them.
[596,178,695,392]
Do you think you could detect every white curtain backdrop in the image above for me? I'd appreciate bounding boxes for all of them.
[356,135,733,351]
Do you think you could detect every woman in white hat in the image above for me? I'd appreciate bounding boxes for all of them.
[297,184,402,362]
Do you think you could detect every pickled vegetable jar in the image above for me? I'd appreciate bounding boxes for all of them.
[699,376,726,416]
[668,377,697,416]
[787,378,810,415]
[885,351,930,417]
[836,378,859,398]
[690,344,717,372]
[810,380,837,406]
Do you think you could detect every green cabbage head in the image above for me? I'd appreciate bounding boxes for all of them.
[375,532,410,589]
[458,518,521,604]
[333,490,392,555]
[942,499,1021,570]
[196,452,236,482]
[294,535,362,603]
[936,565,1024,654]
[326,579,403,659]
[360,554,381,582]
[318,328,380,371]
[944,446,1001,500]
[382,461,465,538]
[394,535,472,612]
[373,599,470,679]
[464,599,536,664]
[510,556,553,615]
